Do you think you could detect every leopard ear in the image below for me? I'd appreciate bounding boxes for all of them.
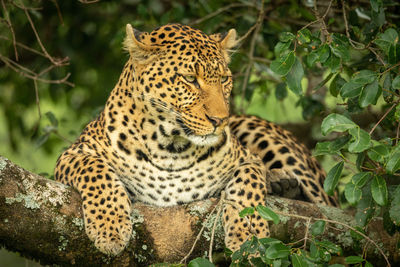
[124,24,155,62]
[220,29,238,50]
[210,29,238,62]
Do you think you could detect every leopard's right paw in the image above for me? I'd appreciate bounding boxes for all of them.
[84,206,133,256]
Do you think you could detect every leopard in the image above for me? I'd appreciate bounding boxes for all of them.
[54,23,336,257]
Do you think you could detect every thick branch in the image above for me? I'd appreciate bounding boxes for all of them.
[0,156,398,266]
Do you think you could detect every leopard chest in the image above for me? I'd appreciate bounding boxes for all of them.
[115,145,237,207]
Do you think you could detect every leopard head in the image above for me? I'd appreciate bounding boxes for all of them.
[124,23,237,146]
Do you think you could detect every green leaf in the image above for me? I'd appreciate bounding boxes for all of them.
[291,254,308,267]
[271,51,295,76]
[330,135,351,151]
[314,136,351,156]
[251,257,267,267]
[317,44,330,63]
[389,185,400,225]
[274,41,291,57]
[370,0,381,12]
[356,153,365,171]
[324,161,344,195]
[297,28,312,45]
[309,242,322,261]
[371,6,385,28]
[356,186,376,226]
[35,133,50,148]
[45,111,59,127]
[367,145,389,163]
[388,44,400,64]
[323,53,340,72]
[386,150,400,174]
[265,243,290,259]
[306,50,319,67]
[395,105,400,122]
[329,74,346,97]
[316,240,342,255]
[352,70,378,85]
[340,82,363,98]
[310,220,326,236]
[321,113,356,135]
[392,75,400,90]
[314,142,332,156]
[188,258,215,267]
[373,28,398,54]
[381,72,393,102]
[383,206,397,235]
[259,237,281,247]
[348,127,371,153]
[345,256,364,264]
[275,82,288,101]
[330,33,350,61]
[351,172,372,187]
[279,32,295,42]
[345,183,362,205]
[239,207,255,218]
[371,175,388,206]
[359,79,381,107]
[256,205,280,224]
[285,57,304,95]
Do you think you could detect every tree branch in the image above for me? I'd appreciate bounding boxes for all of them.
[0,156,398,266]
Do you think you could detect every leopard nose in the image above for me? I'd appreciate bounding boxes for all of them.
[206,114,227,127]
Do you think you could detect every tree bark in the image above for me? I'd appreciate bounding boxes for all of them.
[0,155,398,266]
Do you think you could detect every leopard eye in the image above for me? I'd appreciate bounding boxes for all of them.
[183,75,197,83]
[221,75,229,83]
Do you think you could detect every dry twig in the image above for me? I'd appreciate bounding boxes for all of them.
[239,0,266,113]
[208,192,225,263]
[369,102,398,135]
[19,1,68,66]
[1,0,18,61]
[190,3,252,26]
[179,201,220,264]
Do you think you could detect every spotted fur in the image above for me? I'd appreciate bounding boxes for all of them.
[55,24,335,256]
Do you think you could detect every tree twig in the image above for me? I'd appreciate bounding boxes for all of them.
[209,192,225,263]
[1,0,18,61]
[369,102,397,135]
[19,1,68,66]
[0,35,46,57]
[190,3,252,26]
[0,53,74,86]
[179,202,219,264]
[239,0,265,113]
[302,217,311,249]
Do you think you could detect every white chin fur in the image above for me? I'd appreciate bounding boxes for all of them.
[187,134,220,146]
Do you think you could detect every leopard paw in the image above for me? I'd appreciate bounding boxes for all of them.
[267,169,300,199]
[83,204,133,255]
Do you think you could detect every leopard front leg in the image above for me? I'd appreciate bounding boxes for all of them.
[55,154,132,256]
[223,159,269,252]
